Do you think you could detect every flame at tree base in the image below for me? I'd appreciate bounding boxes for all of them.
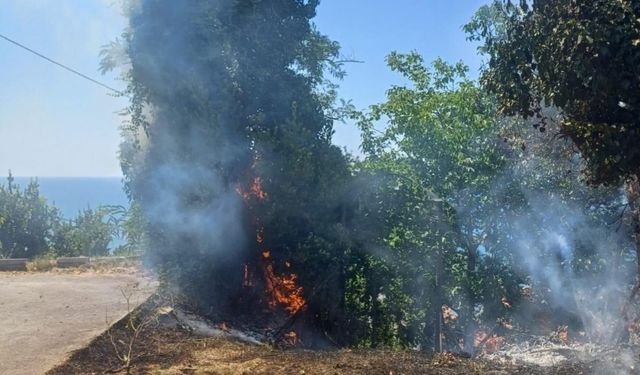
[236,167,306,316]
[261,250,306,314]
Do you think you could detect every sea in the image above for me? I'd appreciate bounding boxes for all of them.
[10,177,129,218]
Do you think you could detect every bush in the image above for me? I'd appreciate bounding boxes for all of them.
[52,207,115,257]
[0,172,133,258]
[0,173,59,259]
[26,254,56,272]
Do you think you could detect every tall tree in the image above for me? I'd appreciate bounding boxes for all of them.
[106,0,357,341]
[352,54,509,348]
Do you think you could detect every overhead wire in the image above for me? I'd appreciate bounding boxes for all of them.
[0,32,124,95]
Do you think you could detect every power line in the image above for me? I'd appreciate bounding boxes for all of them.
[0,32,124,95]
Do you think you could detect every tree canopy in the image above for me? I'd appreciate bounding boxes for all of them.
[466,0,640,185]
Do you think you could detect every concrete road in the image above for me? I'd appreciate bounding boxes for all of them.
[0,272,155,375]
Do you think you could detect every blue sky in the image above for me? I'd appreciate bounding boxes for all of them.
[0,0,488,177]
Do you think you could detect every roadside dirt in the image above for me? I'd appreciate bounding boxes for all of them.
[41,284,640,375]
[0,270,155,375]
[47,322,549,375]
[47,297,581,375]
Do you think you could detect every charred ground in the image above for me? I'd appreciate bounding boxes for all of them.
[47,294,640,375]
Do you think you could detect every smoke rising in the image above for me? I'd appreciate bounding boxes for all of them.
[471,125,636,343]
[106,0,356,332]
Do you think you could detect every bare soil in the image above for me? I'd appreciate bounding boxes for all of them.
[0,269,154,375]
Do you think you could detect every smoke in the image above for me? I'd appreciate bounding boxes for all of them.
[107,0,638,355]
[471,131,636,343]
[104,0,353,327]
[123,0,254,283]
[507,192,632,340]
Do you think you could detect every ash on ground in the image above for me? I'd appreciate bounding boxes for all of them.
[157,305,266,345]
[482,338,640,374]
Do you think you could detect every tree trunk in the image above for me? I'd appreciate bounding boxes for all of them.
[434,271,443,353]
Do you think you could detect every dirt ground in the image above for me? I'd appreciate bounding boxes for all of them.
[48,298,603,375]
[0,270,155,375]
[49,323,582,375]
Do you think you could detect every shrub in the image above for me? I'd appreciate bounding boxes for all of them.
[26,254,56,272]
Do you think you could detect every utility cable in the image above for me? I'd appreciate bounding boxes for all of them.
[0,32,124,95]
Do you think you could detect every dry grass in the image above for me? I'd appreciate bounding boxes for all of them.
[46,299,558,375]
[25,255,55,272]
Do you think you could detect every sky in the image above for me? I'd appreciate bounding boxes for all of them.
[0,0,489,177]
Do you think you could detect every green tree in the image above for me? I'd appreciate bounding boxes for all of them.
[352,52,632,345]
[52,207,115,257]
[349,54,510,348]
[0,173,59,259]
[110,203,148,256]
[105,0,360,343]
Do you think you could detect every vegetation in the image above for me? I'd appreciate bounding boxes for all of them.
[0,173,132,259]
[465,0,640,304]
[91,0,640,351]
[0,173,59,259]
[0,4,632,359]
[348,52,632,347]
[107,0,361,342]
[465,0,640,185]
[3,0,637,357]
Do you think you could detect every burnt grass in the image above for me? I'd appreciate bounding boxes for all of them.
[46,297,615,375]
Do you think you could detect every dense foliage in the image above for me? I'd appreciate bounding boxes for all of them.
[51,207,116,257]
[350,53,633,346]
[465,0,640,186]
[0,173,122,259]
[108,0,363,344]
[0,174,57,258]
[465,0,640,293]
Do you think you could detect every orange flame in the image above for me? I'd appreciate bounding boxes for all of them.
[236,171,305,315]
[261,250,305,314]
[237,177,268,201]
[474,330,504,354]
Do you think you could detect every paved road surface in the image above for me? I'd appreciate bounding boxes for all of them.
[0,272,154,375]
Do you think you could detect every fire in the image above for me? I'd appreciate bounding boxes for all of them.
[237,176,268,201]
[442,304,459,324]
[261,250,306,314]
[236,168,306,316]
[501,297,512,309]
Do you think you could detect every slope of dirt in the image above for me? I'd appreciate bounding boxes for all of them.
[48,325,521,375]
[48,292,640,375]
[0,270,154,375]
[47,299,598,375]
